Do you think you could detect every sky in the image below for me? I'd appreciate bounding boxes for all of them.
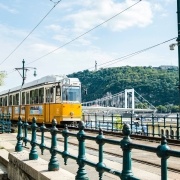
[0,0,178,91]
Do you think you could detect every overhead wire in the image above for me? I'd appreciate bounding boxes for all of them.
[92,37,177,69]
[0,0,62,66]
[5,37,177,76]
[3,0,142,76]
[27,0,142,65]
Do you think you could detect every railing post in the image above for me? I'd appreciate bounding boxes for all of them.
[23,120,29,147]
[163,116,166,128]
[15,116,23,152]
[62,124,69,165]
[158,124,160,137]
[7,113,11,133]
[120,124,133,180]
[146,123,149,136]
[29,117,38,160]
[96,128,106,180]
[48,119,59,171]
[130,113,133,132]
[76,121,89,180]
[177,114,179,139]
[156,136,170,180]
[140,115,143,126]
[111,114,114,132]
[102,113,105,123]
[170,125,172,139]
[95,113,97,129]
[152,114,154,137]
[82,113,85,122]
[2,113,4,133]
[0,114,2,132]
[40,122,47,155]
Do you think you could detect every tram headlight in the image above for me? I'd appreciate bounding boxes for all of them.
[70,112,74,117]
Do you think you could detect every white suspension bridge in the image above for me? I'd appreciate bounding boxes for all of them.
[82,89,156,114]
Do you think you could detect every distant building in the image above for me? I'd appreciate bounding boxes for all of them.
[158,65,178,70]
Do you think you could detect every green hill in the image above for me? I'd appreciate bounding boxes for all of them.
[68,66,179,112]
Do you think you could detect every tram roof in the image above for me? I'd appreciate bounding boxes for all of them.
[0,75,80,96]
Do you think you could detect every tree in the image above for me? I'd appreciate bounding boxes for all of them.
[114,114,123,130]
[68,66,179,106]
[0,72,6,86]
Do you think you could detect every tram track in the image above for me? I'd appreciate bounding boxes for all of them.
[42,127,180,174]
[68,126,180,146]
[12,123,180,174]
[57,138,180,174]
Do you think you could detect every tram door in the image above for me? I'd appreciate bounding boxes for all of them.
[45,88,53,123]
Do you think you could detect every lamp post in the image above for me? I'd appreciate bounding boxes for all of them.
[170,1,180,139]
[15,59,37,86]
[15,59,37,117]
[177,0,180,139]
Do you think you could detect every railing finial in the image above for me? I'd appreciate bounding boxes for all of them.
[78,121,85,130]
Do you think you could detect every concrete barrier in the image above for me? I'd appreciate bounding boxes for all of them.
[8,150,75,180]
[0,149,9,180]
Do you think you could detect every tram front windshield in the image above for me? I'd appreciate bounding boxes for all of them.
[62,86,81,102]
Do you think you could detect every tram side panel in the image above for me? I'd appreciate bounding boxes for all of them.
[28,104,44,124]
[47,103,63,124]
[61,103,82,124]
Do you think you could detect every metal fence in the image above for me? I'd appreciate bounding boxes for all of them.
[15,117,180,180]
[0,113,11,133]
[81,113,180,139]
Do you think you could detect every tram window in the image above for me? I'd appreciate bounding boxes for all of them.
[0,98,2,106]
[4,96,7,106]
[46,88,53,102]
[22,92,25,105]
[13,95,16,105]
[26,92,30,104]
[39,88,44,103]
[13,93,19,105]
[35,89,38,103]
[46,89,49,102]
[9,95,12,105]
[16,93,19,105]
[62,86,81,102]
[30,90,35,104]
[56,85,61,96]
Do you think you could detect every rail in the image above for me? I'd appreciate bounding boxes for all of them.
[15,117,180,180]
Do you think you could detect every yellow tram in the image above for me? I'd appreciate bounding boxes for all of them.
[0,75,82,124]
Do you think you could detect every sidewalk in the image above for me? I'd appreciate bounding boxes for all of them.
[0,133,179,180]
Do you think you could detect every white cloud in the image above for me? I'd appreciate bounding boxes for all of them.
[46,24,62,32]
[64,0,153,33]
[0,3,18,14]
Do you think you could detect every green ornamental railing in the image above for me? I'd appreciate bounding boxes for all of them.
[0,113,11,133]
[15,117,180,180]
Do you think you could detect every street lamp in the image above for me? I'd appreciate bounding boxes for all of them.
[15,59,37,86]
[15,59,37,117]
[169,1,180,139]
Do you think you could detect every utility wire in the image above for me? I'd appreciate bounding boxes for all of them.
[88,37,177,69]
[0,0,62,66]
[27,0,142,65]
[6,37,176,76]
